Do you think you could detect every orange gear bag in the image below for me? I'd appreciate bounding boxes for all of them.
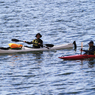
[8,43,23,48]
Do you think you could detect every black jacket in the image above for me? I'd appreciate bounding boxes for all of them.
[83,46,95,55]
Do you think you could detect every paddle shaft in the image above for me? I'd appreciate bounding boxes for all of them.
[12,39,54,47]
[81,42,83,54]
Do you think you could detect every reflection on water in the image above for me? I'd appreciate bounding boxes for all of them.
[79,58,95,68]
[8,51,43,65]
[88,59,95,68]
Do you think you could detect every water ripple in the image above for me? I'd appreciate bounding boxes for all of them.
[0,0,95,94]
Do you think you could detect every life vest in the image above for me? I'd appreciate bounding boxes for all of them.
[32,39,43,48]
[32,39,38,47]
[8,43,23,48]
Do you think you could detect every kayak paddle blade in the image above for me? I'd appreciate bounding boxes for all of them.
[12,39,23,42]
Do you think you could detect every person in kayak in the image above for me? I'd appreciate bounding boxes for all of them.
[24,33,43,48]
[80,41,95,55]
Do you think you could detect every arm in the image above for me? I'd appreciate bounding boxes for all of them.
[24,41,33,44]
[39,40,43,47]
[81,48,94,55]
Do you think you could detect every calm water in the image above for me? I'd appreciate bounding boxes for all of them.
[0,0,95,95]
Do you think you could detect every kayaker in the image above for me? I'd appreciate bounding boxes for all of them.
[24,33,43,48]
[80,41,95,55]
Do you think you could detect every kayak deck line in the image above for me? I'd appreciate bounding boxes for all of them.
[59,54,95,60]
[0,41,76,54]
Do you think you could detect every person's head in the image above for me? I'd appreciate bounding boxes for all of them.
[35,33,42,39]
[88,41,94,47]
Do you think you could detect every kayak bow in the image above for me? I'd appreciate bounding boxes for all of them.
[59,54,95,60]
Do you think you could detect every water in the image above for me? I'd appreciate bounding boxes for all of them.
[0,0,95,94]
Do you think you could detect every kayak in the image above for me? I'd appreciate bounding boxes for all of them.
[58,54,95,60]
[0,41,76,54]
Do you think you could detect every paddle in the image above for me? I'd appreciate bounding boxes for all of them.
[81,42,83,54]
[12,39,54,47]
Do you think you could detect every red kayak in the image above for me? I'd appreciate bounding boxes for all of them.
[58,54,95,60]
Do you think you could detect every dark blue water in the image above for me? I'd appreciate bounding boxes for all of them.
[0,0,95,95]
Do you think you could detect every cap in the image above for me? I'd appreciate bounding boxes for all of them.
[88,41,94,44]
[35,33,42,38]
